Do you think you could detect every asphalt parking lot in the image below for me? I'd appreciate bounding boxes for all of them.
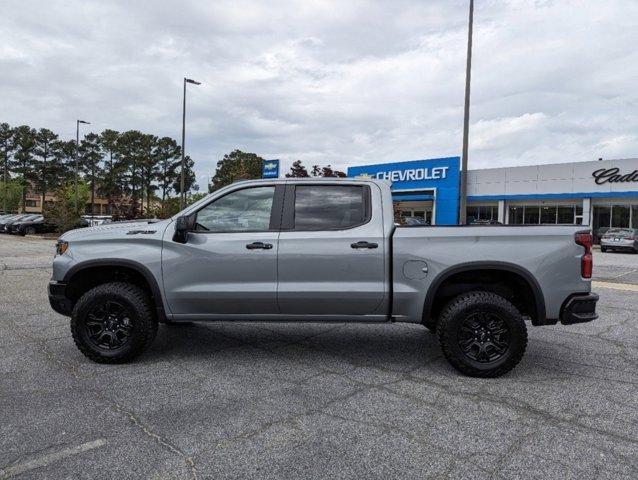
[1,235,637,479]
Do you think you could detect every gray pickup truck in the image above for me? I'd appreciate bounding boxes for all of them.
[48,178,598,377]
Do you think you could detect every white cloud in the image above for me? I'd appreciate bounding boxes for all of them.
[1,0,637,183]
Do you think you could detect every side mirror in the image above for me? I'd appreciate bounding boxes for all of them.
[173,214,196,243]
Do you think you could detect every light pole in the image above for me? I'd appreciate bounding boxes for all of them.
[180,77,201,209]
[459,0,474,225]
[75,119,90,211]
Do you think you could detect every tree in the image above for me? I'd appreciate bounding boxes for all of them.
[172,155,198,200]
[320,165,347,177]
[44,181,90,233]
[0,179,21,213]
[116,130,147,218]
[11,125,37,211]
[99,129,120,213]
[153,136,181,215]
[286,160,309,177]
[79,133,103,215]
[137,134,158,214]
[0,123,15,213]
[34,128,59,209]
[211,150,264,191]
[309,163,346,177]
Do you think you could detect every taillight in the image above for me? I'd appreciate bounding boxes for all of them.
[575,232,593,279]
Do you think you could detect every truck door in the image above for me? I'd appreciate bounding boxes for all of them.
[276,183,387,318]
[162,184,283,317]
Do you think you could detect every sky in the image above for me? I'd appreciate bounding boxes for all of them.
[2,0,638,189]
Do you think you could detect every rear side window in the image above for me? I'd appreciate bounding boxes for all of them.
[293,185,368,230]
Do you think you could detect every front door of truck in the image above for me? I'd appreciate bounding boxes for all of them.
[276,183,387,318]
[162,184,283,318]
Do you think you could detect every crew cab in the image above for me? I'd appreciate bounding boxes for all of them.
[49,178,598,377]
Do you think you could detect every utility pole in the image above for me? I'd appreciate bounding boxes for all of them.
[180,78,201,209]
[459,0,474,225]
[75,120,90,212]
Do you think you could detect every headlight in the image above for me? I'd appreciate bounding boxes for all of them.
[55,240,69,256]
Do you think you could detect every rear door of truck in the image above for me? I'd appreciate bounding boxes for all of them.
[276,181,387,318]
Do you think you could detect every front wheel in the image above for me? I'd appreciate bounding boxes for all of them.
[601,246,607,252]
[436,291,527,378]
[71,282,158,363]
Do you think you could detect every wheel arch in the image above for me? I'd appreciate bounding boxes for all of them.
[62,259,167,322]
[422,261,547,327]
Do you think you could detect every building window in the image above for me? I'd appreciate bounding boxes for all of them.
[611,205,630,228]
[540,206,557,224]
[557,206,575,224]
[524,206,540,224]
[509,206,523,224]
[25,200,37,207]
[467,205,496,222]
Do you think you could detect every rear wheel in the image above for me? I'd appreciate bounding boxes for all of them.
[436,291,527,378]
[71,282,158,363]
[25,226,36,235]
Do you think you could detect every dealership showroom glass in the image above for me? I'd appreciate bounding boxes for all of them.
[348,156,638,242]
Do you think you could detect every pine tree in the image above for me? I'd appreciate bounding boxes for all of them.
[0,123,15,213]
[34,128,59,209]
[286,160,310,177]
[79,133,103,215]
[11,125,37,211]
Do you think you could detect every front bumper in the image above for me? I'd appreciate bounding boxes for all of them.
[560,292,599,325]
[48,281,72,316]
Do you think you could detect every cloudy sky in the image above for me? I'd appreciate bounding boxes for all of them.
[2,0,638,186]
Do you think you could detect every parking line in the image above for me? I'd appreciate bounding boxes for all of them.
[0,439,107,478]
[592,281,638,292]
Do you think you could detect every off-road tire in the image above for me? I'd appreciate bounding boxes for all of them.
[71,282,158,363]
[436,291,527,378]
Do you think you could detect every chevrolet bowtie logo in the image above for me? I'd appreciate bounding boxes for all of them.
[264,162,277,170]
[355,173,373,179]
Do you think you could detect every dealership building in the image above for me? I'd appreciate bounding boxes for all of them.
[347,156,638,239]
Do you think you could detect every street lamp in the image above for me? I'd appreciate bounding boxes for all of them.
[459,0,474,225]
[75,119,90,211]
[180,77,201,209]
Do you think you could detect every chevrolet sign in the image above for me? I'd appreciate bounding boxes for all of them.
[375,166,449,182]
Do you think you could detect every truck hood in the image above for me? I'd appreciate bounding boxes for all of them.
[60,219,172,241]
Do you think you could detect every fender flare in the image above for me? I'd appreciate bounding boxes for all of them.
[422,261,547,325]
[63,259,167,322]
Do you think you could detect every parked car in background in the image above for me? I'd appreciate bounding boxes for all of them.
[1,214,41,233]
[600,228,638,253]
[11,216,54,236]
[401,216,428,226]
[81,215,113,227]
[470,219,502,225]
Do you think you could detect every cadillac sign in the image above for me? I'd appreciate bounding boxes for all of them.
[592,167,638,185]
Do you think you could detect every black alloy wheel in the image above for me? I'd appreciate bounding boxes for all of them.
[84,300,133,350]
[437,291,527,378]
[71,282,158,363]
[457,312,510,363]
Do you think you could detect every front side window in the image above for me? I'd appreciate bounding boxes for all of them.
[195,186,275,232]
[294,185,366,230]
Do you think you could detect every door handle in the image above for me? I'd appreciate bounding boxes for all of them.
[246,242,273,250]
[351,241,378,249]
